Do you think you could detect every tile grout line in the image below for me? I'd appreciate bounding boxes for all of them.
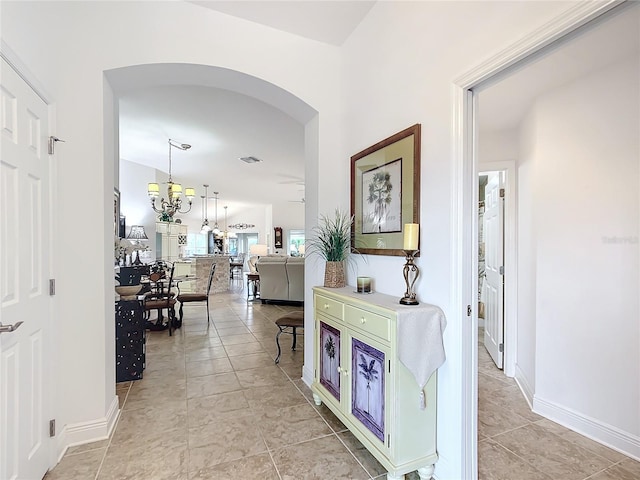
[94,380,132,480]
[333,429,378,479]
[287,375,377,479]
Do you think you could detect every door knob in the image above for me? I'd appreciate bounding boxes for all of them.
[0,321,24,334]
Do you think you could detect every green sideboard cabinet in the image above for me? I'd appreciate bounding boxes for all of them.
[312,287,441,480]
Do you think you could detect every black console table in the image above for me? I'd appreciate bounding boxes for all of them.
[115,299,146,382]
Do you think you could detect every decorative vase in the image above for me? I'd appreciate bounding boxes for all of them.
[324,261,345,288]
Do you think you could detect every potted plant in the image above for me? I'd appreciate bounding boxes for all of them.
[307,208,355,288]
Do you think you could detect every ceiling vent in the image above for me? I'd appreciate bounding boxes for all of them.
[239,156,263,164]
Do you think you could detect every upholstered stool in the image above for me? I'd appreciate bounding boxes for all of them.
[274,311,304,364]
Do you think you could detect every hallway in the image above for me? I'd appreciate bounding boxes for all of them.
[44,292,639,479]
[477,329,639,479]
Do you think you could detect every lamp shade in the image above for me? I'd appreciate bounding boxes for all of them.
[249,244,268,256]
[171,183,182,198]
[184,187,195,200]
[200,220,211,233]
[126,225,148,240]
[148,183,160,198]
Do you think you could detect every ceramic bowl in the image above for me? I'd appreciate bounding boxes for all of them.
[115,284,142,297]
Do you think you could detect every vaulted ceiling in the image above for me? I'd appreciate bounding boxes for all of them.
[118,2,638,224]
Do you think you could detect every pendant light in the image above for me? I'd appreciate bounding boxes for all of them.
[200,184,211,233]
[212,191,221,235]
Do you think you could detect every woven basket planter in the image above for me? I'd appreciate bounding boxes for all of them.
[324,261,346,288]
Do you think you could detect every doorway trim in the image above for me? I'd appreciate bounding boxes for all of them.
[451,1,623,478]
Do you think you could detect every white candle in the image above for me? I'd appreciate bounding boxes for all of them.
[403,223,419,250]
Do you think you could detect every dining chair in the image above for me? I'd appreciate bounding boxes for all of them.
[143,262,178,335]
[176,262,216,327]
[229,253,245,280]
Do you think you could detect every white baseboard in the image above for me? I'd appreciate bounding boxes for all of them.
[431,454,456,480]
[55,396,120,462]
[533,395,640,461]
[514,364,534,408]
[302,363,313,387]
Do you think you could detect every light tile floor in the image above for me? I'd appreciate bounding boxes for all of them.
[44,292,639,479]
[477,328,639,480]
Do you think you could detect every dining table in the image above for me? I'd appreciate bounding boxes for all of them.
[139,274,194,330]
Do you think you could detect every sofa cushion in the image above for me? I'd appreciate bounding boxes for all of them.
[285,257,305,302]
[257,256,289,301]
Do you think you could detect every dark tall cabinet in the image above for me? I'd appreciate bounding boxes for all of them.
[115,300,145,382]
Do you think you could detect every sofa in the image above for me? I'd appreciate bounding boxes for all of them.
[256,255,304,303]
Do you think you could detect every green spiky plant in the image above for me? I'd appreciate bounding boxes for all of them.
[307,209,354,262]
[307,209,357,287]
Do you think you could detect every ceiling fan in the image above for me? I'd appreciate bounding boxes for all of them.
[276,173,305,186]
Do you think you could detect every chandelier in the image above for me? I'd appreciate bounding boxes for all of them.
[200,184,211,233]
[147,139,195,222]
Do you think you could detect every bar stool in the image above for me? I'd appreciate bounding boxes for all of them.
[274,311,304,364]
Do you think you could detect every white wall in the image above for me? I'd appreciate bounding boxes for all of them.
[480,55,639,456]
[531,57,639,443]
[515,108,538,401]
[479,129,519,163]
[340,1,574,476]
[119,159,159,255]
[1,0,587,476]
[1,0,341,459]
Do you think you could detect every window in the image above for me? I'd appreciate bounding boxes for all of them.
[227,236,238,256]
[184,233,208,256]
[288,230,305,256]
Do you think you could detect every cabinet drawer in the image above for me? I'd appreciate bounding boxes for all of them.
[344,305,390,342]
[315,294,344,321]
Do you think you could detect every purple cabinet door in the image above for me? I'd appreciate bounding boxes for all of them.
[319,321,341,401]
[351,338,385,442]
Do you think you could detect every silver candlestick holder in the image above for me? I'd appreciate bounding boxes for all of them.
[400,249,420,305]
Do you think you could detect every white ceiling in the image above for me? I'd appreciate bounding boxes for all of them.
[477,4,640,133]
[118,1,375,223]
[188,0,376,46]
[118,2,638,224]
[119,84,306,215]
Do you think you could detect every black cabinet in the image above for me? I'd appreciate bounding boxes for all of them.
[115,300,145,382]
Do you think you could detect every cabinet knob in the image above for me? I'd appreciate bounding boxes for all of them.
[324,304,330,309]
[360,317,366,324]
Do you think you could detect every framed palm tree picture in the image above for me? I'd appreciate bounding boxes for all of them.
[361,158,402,234]
[351,124,421,256]
[351,338,385,442]
[319,321,341,401]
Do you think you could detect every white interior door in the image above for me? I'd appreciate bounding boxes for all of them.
[1,56,52,480]
[483,171,505,369]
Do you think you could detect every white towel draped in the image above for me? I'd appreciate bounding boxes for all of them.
[342,289,447,410]
[396,304,447,409]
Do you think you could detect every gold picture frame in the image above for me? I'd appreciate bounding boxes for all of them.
[350,124,421,256]
[114,188,121,238]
